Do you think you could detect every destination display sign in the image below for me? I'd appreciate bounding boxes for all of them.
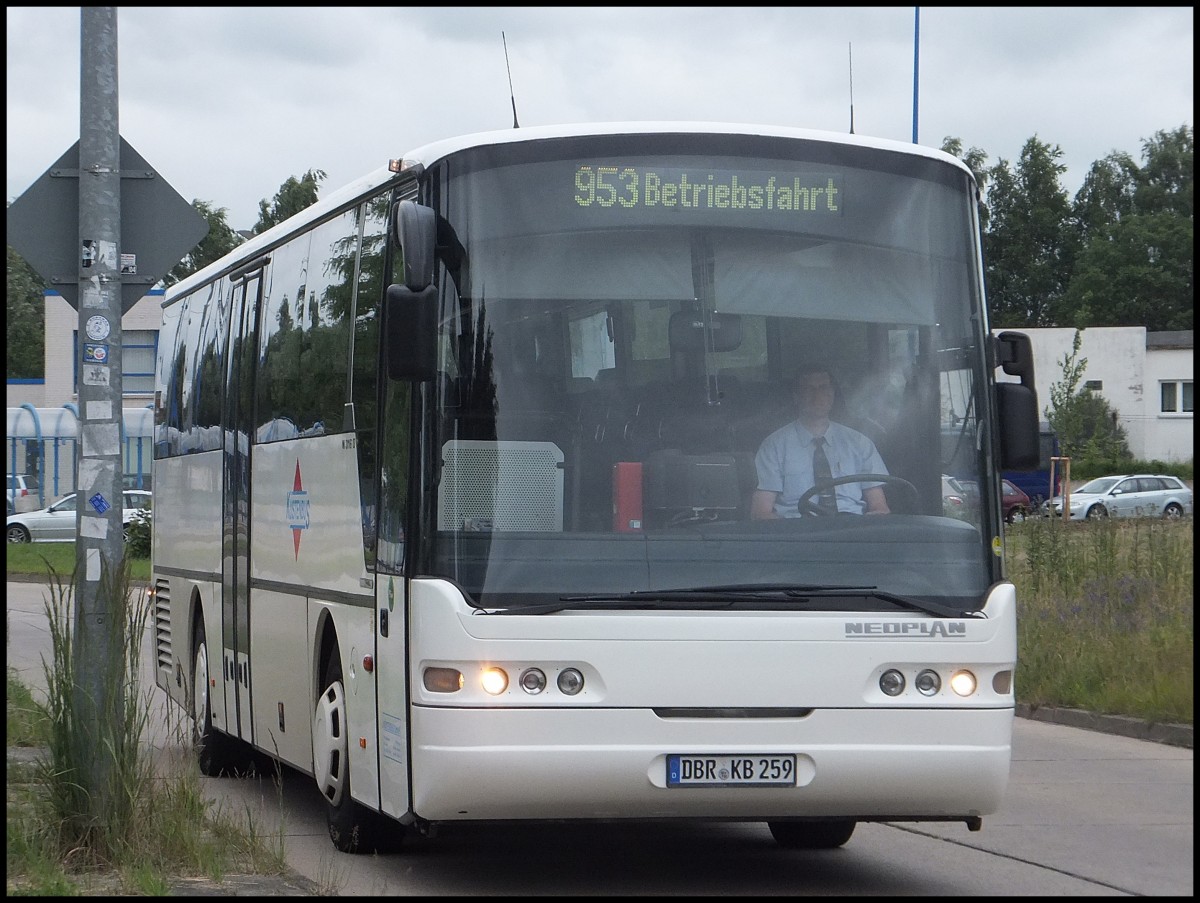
[573,165,843,217]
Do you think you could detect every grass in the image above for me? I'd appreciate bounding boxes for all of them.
[6,555,296,896]
[1006,515,1193,725]
[7,543,150,584]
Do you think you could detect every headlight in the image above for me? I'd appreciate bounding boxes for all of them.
[915,669,941,696]
[557,668,585,695]
[480,667,509,695]
[949,670,978,697]
[879,669,906,697]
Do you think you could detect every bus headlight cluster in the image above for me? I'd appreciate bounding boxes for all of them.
[421,664,586,697]
[878,668,978,698]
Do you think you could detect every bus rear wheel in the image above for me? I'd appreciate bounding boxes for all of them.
[313,653,397,854]
[767,819,856,849]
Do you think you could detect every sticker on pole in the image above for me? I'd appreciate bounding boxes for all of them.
[89,493,111,515]
[83,343,109,363]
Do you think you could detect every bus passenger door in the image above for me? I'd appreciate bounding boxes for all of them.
[221,269,262,746]
[373,375,414,819]
[375,572,411,819]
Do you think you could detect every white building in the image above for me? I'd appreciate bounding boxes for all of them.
[995,326,1193,465]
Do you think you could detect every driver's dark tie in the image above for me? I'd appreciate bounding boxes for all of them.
[812,436,838,513]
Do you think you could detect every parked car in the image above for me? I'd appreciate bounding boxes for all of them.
[6,490,152,543]
[941,474,970,519]
[952,477,1031,524]
[1043,474,1192,520]
[1001,479,1032,524]
[6,473,40,514]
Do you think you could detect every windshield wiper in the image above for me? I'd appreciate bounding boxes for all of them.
[483,584,977,618]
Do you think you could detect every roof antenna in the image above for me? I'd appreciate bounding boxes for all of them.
[503,31,520,129]
[848,42,855,134]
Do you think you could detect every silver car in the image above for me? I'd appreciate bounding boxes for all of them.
[1044,474,1192,520]
[6,490,152,543]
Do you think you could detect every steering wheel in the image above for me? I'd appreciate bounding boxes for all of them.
[796,473,919,517]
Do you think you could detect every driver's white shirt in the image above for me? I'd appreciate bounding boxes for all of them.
[755,420,887,517]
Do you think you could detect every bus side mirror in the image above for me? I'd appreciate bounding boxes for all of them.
[994,330,1039,470]
[997,382,1039,469]
[385,283,437,381]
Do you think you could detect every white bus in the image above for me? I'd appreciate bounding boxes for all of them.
[152,122,1040,854]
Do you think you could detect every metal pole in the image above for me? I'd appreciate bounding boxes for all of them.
[75,5,124,799]
[912,7,920,144]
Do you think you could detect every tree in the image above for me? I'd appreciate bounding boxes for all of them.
[165,200,246,286]
[1135,124,1193,219]
[253,168,327,235]
[1045,329,1089,458]
[6,246,46,378]
[1044,328,1131,470]
[1062,211,1193,330]
[941,136,991,231]
[1061,126,1194,330]
[983,137,1076,328]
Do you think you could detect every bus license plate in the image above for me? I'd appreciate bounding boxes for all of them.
[667,754,796,787]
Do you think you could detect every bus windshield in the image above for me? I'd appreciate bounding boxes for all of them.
[403,137,996,611]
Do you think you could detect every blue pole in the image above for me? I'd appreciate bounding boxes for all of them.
[912,7,920,143]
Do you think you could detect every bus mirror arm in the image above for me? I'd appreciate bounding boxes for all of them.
[393,200,437,290]
[994,331,1034,390]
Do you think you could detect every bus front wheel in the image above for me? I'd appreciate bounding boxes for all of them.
[767,819,856,849]
[313,653,397,854]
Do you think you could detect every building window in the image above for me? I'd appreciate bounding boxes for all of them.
[1084,380,1103,391]
[74,328,159,395]
[1160,380,1193,415]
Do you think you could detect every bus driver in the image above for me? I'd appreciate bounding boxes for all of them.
[750,365,890,518]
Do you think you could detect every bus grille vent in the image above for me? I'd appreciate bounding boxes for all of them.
[153,579,172,672]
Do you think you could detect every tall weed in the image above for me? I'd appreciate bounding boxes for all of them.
[1006,517,1193,724]
[39,557,155,868]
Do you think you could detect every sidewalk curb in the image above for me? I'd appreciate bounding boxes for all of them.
[1016,703,1193,749]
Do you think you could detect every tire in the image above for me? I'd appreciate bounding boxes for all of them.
[1006,507,1026,525]
[313,653,398,854]
[1163,503,1183,519]
[768,819,856,849]
[7,524,31,543]
[192,620,252,777]
[1085,504,1108,519]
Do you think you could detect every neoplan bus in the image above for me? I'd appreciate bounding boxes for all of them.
[151,122,1040,854]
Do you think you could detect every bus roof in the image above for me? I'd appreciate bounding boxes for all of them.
[165,121,973,306]
[397,120,972,174]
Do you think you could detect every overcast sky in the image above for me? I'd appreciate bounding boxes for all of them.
[7,7,1194,231]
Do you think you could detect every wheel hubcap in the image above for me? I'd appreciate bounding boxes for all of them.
[313,680,348,807]
[192,643,209,734]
